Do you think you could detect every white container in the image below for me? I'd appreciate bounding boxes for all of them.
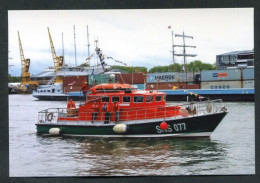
[243,80,254,88]
[201,81,242,89]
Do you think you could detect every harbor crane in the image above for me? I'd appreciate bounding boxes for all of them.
[47,27,64,83]
[18,31,38,92]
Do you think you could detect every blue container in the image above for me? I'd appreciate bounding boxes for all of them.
[147,72,179,83]
[88,74,115,85]
[131,84,145,90]
[201,69,241,81]
[243,68,254,80]
[178,72,195,82]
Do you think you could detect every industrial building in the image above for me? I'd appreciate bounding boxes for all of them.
[216,49,254,69]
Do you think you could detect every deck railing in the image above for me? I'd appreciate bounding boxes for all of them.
[38,99,227,124]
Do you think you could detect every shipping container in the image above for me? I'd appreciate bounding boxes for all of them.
[146,82,200,90]
[115,73,146,84]
[63,76,87,87]
[63,86,87,94]
[201,69,241,82]
[147,72,179,83]
[201,81,242,89]
[131,84,145,90]
[178,72,195,82]
[195,73,201,84]
[243,80,254,88]
[146,82,186,90]
[179,84,200,89]
[88,74,115,85]
[242,68,254,80]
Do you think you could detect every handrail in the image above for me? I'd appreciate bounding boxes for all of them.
[38,99,226,124]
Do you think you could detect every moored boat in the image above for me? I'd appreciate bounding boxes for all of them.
[32,83,69,101]
[36,82,228,137]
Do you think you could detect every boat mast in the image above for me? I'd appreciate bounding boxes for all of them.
[87,25,90,58]
[94,39,107,73]
[61,32,64,66]
[171,30,175,65]
[86,25,90,66]
[73,25,77,67]
[174,31,197,72]
[94,38,99,65]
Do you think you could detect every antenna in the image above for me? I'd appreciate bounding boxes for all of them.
[174,31,197,72]
[73,25,77,67]
[94,37,99,48]
[94,38,99,65]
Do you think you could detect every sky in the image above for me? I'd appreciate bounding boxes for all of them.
[8,8,254,76]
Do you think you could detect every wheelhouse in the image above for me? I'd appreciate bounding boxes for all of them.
[86,89,166,109]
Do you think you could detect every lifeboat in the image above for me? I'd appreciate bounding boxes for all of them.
[35,47,228,137]
[36,81,228,138]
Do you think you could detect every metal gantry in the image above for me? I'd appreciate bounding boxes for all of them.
[47,27,64,72]
[17,31,38,90]
[47,27,64,83]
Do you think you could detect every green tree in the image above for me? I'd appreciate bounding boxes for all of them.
[8,74,21,82]
[186,60,216,71]
[111,65,147,73]
[168,63,183,72]
[149,63,182,73]
[149,60,215,73]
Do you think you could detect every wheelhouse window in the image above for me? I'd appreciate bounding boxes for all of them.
[123,96,131,103]
[112,96,120,102]
[102,96,109,102]
[155,95,162,102]
[163,95,166,101]
[146,96,153,103]
[134,96,144,103]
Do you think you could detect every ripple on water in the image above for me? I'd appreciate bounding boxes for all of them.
[9,95,255,176]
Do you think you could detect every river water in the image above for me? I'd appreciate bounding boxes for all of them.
[9,94,255,176]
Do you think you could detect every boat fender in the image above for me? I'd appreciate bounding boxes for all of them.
[113,124,128,134]
[49,128,61,135]
[47,112,54,121]
[160,122,168,130]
